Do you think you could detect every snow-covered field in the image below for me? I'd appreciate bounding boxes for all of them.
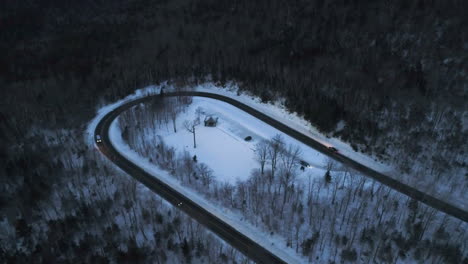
[149,97,334,185]
[109,118,306,264]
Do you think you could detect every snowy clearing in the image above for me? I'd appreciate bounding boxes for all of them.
[147,96,334,185]
[109,118,305,264]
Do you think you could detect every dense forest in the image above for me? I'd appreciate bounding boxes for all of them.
[1,0,467,262]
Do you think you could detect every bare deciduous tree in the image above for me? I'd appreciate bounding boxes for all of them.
[169,101,179,133]
[280,144,302,176]
[255,141,269,174]
[197,163,214,187]
[268,134,284,182]
[184,119,200,148]
[326,158,336,172]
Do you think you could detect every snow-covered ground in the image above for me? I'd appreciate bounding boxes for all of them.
[149,97,333,185]
[109,118,306,264]
[85,83,306,263]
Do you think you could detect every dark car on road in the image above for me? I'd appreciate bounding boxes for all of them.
[328,146,338,152]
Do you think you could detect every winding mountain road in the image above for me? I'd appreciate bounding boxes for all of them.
[95,91,467,263]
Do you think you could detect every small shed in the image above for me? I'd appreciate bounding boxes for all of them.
[204,116,218,127]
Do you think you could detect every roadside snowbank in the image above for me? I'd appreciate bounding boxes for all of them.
[85,84,162,145]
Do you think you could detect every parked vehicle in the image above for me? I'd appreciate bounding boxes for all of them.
[299,160,311,167]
